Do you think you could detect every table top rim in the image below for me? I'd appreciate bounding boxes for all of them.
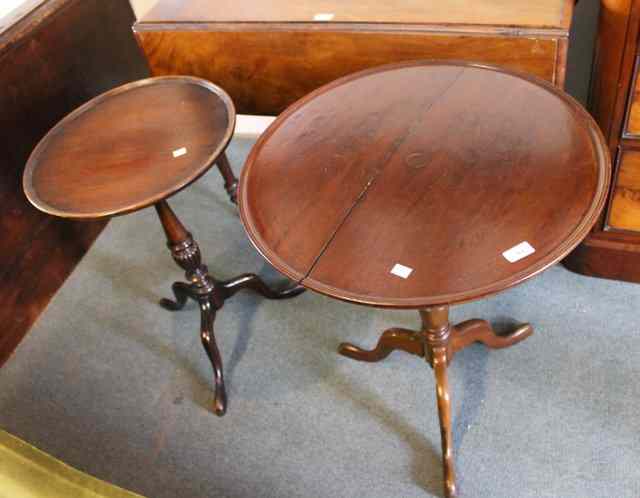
[23,75,236,220]
[238,60,612,309]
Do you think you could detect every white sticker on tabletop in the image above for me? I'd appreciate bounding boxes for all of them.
[502,241,535,263]
[390,263,413,279]
[172,147,187,158]
[313,13,334,21]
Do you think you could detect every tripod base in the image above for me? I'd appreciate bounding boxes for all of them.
[155,200,304,415]
[339,306,532,498]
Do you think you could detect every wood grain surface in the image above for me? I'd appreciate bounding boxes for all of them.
[23,77,235,219]
[239,61,610,308]
[608,148,640,231]
[135,30,560,116]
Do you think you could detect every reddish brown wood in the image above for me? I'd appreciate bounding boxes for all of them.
[23,77,304,415]
[450,319,533,353]
[563,230,640,282]
[0,0,148,366]
[239,61,608,496]
[586,0,634,145]
[338,306,533,498]
[23,77,236,219]
[134,0,572,116]
[420,306,456,498]
[240,62,610,308]
[564,0,640,282]
[215,152,239,204]
[339,328,423,361]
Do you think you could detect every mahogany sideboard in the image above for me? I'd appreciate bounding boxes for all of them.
[0,0,148,365]
[134,0,575,115]
[564,0,640,283]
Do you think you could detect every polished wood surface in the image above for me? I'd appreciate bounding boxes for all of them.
[607,148,640,231]
[586,0,635,148]
[564,0,640,282]
[23,76,304,414]
[564,231,640,281]
[239,61,606,497]
[0,0,148,366]
[141,0,571,28]
[136,30,560,116]
[339,306,532,498]
[155,199,304,415]
[23,77,235,218]
[240,62,610,308]
[134,0,572,116]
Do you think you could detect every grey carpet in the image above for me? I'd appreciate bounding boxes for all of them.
[1,137,640,498]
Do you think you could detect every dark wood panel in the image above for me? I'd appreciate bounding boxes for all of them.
[587,0,634,147]
[563,232,640,283]
[0,218,105,366]
[135,29,560,115]
[0,0,149,365]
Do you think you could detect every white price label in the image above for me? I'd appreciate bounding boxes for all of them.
[313,13,334,21]
[390,263,413,279]
[172,147,187,158]
[502,241,535,263]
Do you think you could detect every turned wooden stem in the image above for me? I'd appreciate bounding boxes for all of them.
[216,152,238,203]
[420,306,457,498]
[155,199,189,244]
[154,200,214,294]
[154,199,303,416]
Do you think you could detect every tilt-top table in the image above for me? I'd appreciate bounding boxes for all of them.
[238,62,610,496]
[23,76,303,416]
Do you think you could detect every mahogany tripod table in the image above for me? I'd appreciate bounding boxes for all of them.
[22,76,303,416]
[238,62,610,496]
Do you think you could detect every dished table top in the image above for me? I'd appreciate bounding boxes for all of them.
[23,76,235,219]
[239,61,610,309]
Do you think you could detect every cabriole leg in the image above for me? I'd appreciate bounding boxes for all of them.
[421,306,457,498]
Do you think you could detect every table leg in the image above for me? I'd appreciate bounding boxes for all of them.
[154,200,304,415]
[421,306,456,498]
[338,305,533,497]
[338,328,423,361]
[451,319,532,354]
[215,152,238,204]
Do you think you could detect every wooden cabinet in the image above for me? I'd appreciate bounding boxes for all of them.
[134,0,574,115]
[608,148,640,231]
[0,0,148,365]
[564,0,640,282]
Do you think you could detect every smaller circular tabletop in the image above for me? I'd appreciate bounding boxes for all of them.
[24,76,235,219]
[239,61,611,309]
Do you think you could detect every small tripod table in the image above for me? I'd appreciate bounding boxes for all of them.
[23,76,303,416]
[238,62,610,496]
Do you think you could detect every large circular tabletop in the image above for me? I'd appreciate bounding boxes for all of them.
[239,61,610,309]
[24,76,235,219]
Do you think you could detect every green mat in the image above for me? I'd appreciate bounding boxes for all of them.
[0,430,144,498]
